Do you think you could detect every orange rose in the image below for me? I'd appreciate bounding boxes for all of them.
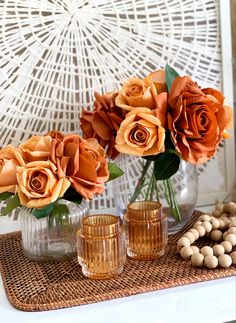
[81,92,125,159]
[144,69,167,93]
[115,108,165,156]
[168,76,232,164]
[116,78,156,111]
[46,130,65,140]
[0,146,24,193]
[16,161,70,208]
[145,70,168,127]
[50,134,109,199]
[20,135,52,162]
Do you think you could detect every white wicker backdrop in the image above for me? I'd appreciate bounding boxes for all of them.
[0,0,231,211]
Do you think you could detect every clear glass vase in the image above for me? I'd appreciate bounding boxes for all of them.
[113,154,198,235]
[20,199,89,262]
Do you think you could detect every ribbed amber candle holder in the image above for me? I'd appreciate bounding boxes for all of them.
[124,201,168,260]
[77,214,126,280]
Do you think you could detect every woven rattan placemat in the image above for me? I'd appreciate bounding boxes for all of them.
[0,211,235,312]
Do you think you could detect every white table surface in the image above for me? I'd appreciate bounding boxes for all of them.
[0,214,236,323]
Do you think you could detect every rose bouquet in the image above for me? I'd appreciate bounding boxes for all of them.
[0,131,123,219]
[80,65,232,221]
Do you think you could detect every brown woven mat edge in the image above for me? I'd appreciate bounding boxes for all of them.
[3,267,235,312]
[3,269,235,312]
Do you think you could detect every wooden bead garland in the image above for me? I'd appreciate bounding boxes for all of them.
[177,201,236,269]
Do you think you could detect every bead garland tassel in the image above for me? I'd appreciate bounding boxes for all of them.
[177,202,236,269]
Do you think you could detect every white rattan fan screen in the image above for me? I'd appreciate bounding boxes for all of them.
[0,0,233,211]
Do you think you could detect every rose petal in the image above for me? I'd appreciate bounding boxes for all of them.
[71,177,104,199]
[76,154,97,183]
[0,159,18,187]
[92,111,111,140]
[0,185,16,193]
[50,177,70,202]
[168,76,203,107]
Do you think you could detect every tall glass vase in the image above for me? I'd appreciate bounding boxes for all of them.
[20,199,89,261]
[113,154,198,235]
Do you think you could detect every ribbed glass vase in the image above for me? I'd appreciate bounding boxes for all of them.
[77,214,126,279]
[124,201,168,260]
[20,199,89,262]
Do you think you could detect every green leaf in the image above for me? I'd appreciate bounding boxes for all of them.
[0,192,13,201]
[108,162,124,181]
[33,203,54,219]
[50,203,71,232]
[154,152,180,180]
[63,187,83,205]
[164,130,176,151]
[1,194,21,216]
[52,203,70,218]
[165,64,179,92]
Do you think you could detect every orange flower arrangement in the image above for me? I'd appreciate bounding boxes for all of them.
[0,131,122,218]
[81,65,232,220]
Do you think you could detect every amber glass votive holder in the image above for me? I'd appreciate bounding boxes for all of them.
[77,214,126,280]
[124,201,168,260]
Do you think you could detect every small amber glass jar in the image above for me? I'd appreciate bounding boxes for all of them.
[77,214,126,280]
[124,201,168,260]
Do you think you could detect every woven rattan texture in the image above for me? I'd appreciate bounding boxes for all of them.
[0,211,235,312]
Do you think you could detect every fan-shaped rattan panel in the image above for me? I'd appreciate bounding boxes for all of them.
[0,0,230,210]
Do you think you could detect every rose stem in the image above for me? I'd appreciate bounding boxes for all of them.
[145,170,154,200]
[149,172,156,200]
[155,181,160,202]
[130,159,152,203]
[165,178,182,221]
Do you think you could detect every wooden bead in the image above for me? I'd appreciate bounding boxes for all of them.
[198,214,211,222]
[200,246,213,256]
[220,215,230,225]
[230,204,236,215]
[228,227,236,234]
[177,237,191,251]
[224,234,236,246]
[218,254,232,268]
[218,219,226,230]
[212,209,221,218]
[212,244,225,256]
[193,221,203,229]
[210,230,223,241]
[204,255,218,269]
[220,241,233,253]
[177,202,236,270]
[195,225,206,237]
[202,221,212,233]
[229,218,236,227]
[230,206,236,216]
[191,246,199,254]
[191,253,204,267]
[182,232,195,244]
[229,221,236,228]
[229,251,236,265]
[210,217,220,230]
[215,203,224,212]
[180,246,194,260]
[223,202,236,214]
[223,231,229,240]
[220,212,230,218]
[189,228,200,240]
